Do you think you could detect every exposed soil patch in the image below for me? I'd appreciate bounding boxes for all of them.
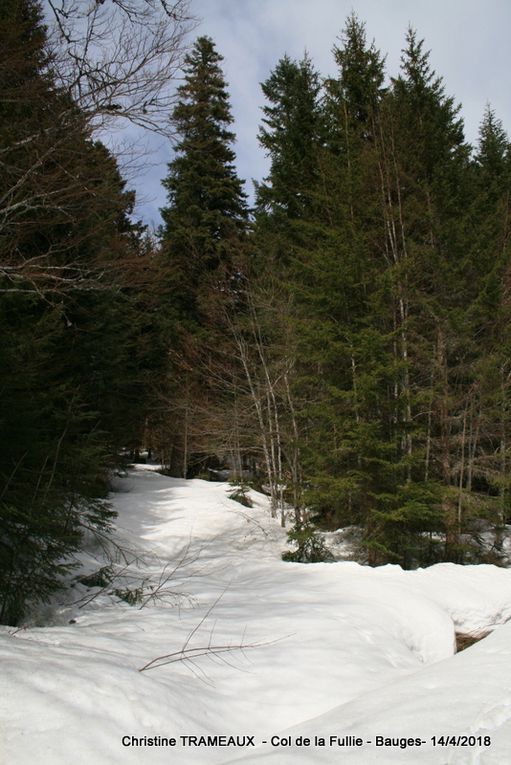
[456,630,491,652]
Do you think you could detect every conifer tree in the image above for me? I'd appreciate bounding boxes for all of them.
[246,53,325,520]
[256,53,323,222]
[286,18,396,557]
[383,29,472,561]
[457,108,511,553]
[161,36,247,322]
[159,36,247,476]
[325,12,385,150]
[248,18,511,567]
[0,0,151,623]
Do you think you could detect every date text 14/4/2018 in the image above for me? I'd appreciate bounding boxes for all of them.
[432,735,491,747]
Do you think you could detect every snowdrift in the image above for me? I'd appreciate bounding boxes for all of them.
[2,466,511,764]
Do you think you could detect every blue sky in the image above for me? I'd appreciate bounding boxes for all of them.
[130,0,511,228]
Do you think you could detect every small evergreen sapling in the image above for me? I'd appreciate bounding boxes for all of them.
[228,483,253,508]
[282,522,334,563]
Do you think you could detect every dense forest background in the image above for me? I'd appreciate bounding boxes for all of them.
[2,0,511,625]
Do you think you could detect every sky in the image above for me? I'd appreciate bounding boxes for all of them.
[129,0,511,228]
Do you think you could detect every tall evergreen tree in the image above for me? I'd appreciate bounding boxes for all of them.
[382,29,475,561]
[0,0,151,623]
[256,53,323,222]
[248,18,511,567]
[160,35,247,324]
[244,53,325,520]
[285,18,398,558]
[325,12,385,149]
[158,36,247,476]
[457,108,511,552]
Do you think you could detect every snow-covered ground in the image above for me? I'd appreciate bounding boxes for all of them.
[2,466,511,764]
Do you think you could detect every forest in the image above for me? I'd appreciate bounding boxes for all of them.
[2,0,511,626]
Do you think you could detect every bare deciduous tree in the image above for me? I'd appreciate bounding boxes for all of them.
[0,1,194,295]
[46,0,195,134]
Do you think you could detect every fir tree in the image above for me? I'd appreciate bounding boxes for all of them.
[458,108,511,553]
[285,19,395,557]
[325,12,385,146]
[160,35,247,324]
[248,19,511,567]
[245,53,324,520]
[256,53,323,222]
[158,36,248,477]
[0,0,150,623]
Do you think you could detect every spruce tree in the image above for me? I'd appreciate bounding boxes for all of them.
[245,53,324,520]
[458,109,511,554]
[256,53,323,222]
[373,29,475,562]
[159,36,247,477]
[287,18,397,559]
[325,12,385,148]
[248,19,511,567]
[0,0,149,623]
[161,36,247,324]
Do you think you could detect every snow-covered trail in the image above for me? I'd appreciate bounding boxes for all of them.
[2,466,511,764]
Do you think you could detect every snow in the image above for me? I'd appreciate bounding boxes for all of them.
[2,465,511,764]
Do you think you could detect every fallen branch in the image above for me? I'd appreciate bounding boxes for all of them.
[138,638,280,673]
[138,588,290,673]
